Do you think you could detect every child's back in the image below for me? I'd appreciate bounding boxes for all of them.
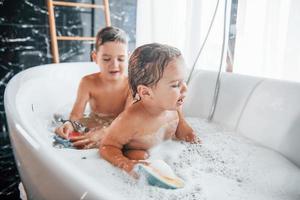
[105,103,179,149]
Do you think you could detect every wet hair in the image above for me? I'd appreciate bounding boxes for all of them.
[128,43,182,98]
[95,26,128,51]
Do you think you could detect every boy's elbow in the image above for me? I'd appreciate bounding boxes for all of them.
[99,144,108,158]
[99,142,117,160]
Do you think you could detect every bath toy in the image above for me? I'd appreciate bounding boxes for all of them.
[136,160,184,189]
[52,132,83,148]
[68,131,81,139]
[53,135,73,148]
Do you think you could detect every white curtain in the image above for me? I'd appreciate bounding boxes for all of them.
[136,0,228,70]
[136,0,300,82]
[234,0,300,82]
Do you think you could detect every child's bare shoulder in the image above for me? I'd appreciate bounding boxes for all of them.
[82,72,101,81]
[106,105,143,137]
[119,103,146,124]
[80,72,102,86]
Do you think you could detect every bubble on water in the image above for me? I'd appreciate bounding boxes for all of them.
[45,116,300,200]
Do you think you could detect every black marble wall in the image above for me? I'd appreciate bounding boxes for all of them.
[0,0,136,198]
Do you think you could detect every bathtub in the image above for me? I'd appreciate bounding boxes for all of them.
[4,62,300,200]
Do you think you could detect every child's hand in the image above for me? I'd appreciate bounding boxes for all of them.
[183,131,202,144]
[190,133,202,144]
[55,121,74,139]
[70,129,106,149]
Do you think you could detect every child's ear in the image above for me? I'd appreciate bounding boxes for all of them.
[91,51,97,62]
[137,85,153,99]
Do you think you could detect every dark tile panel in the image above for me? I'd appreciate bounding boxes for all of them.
[0,0,137,198]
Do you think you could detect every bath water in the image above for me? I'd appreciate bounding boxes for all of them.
[50,117,300,200]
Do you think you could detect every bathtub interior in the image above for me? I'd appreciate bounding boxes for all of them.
[7,62,126,199]
[184,70,300,167]
[5,62,300,199]
[183,70,264,129]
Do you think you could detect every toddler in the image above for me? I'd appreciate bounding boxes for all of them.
[99,43,198,174]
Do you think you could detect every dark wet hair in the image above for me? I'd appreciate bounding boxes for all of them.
[95,26,128,51]
[128,43,182,98]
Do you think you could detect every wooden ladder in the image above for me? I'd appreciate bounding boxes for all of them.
[47,0,111,63]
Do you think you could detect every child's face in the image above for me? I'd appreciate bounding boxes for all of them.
[151,57,187,110]
[93,41,128,80]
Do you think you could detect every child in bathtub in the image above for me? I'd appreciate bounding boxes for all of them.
[55,26,131,148]
[99,43,198,174]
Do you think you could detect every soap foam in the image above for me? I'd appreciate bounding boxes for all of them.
[110,118,300,200]
[47,116,300,200]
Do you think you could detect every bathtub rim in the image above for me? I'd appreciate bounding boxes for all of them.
[4,62,122,199]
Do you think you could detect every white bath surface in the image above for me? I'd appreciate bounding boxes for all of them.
[10,63,300,199]
[43,116,300,199]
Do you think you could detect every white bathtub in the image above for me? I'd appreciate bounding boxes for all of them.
[4,62,300,200]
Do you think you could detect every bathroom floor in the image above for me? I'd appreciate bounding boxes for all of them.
[0,137,20,200]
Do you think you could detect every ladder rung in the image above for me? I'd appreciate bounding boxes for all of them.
[52,1,104,9]
[57,36,96,41]
[47,0,110,63]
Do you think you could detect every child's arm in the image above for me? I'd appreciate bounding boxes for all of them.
[99,112,140,173]
[55,77,90,138]
[69,77,90,120]
[175,109,198,143]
